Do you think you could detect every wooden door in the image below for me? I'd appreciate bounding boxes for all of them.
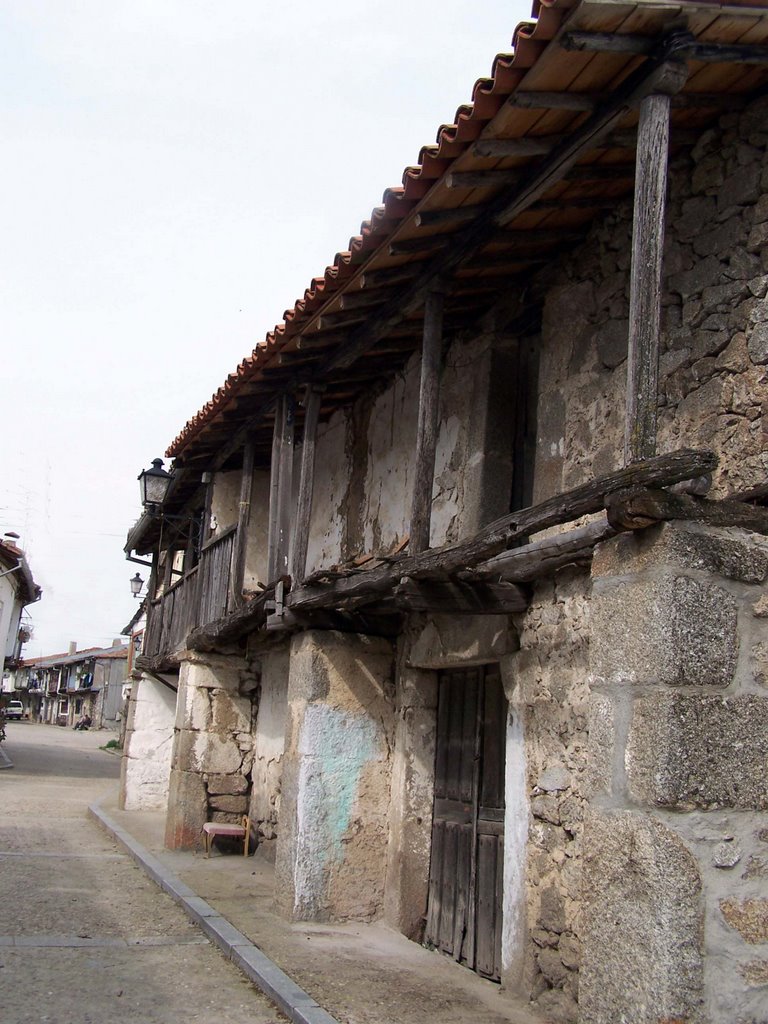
[425,665,506,981]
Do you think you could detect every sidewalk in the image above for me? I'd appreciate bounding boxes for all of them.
[91,795,547,1024]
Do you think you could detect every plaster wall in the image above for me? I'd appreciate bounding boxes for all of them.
[120,674,177,810]
[248,647,289,856]
[245,470,270,589]
[210,470,240,532]
[274,630,395,922]
[209,466,270,589]
[304,411,349,573]
[304,332,516,575]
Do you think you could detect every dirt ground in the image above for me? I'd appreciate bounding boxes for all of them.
[0,722,284,1024]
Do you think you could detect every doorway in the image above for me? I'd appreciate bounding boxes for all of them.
[425,665,506,981]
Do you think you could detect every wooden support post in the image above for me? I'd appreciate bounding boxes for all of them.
[624,77,681,463]
[229,439,255,610]
[289,385,324,584]
[274,395,295,580]
[266,397,285,583]
[201,471,214,548]
[410,290,444,553]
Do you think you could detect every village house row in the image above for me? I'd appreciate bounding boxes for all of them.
[121,2,768,1021]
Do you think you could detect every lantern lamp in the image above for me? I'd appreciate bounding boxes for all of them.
[138,458,172,510]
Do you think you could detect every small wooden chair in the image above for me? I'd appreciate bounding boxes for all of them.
[202,815,251,858]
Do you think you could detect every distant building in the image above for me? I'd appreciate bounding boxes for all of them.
[16,641,129,729]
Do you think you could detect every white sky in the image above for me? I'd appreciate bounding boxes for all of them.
[1,0,532,657]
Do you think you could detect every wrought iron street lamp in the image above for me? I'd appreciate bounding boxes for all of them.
[138,458,172,511]
[129,572,144,598]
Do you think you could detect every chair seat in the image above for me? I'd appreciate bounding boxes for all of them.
[202,823,245,837]
[201,815,251,858]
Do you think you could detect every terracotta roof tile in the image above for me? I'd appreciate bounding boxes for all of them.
[166,0,768,460]
[166,3,555,459]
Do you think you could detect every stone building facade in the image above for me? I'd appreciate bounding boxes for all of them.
[122,3,768,1021]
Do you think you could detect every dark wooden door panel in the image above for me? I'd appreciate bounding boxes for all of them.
[426,665,507,982]
[475,833,504,979]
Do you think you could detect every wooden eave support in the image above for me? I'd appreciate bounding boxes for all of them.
[394,578,529,615]
[266,395,294,582]
[228,439,255,610]
[289,385,324,585]
[606,489,768,536]
[624,60,687,464]
[469,516,616,582]
[286,449,717,614]
[410,290,444,554]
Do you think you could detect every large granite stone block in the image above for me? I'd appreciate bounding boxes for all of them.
[593,522,768,585]
[591,573,738,687]
[165,769,207,850]
[627,693,768,810]
[580,811,704,1024]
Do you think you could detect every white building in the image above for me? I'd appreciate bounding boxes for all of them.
[0,535,41,696]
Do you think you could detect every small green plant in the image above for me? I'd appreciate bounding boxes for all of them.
[101,739,121,751]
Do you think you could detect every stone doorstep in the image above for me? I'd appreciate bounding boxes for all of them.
[88,801,343,1024]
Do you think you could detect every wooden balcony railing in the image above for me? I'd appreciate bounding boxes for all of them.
[142,526,237,662]
[197,525,237,626]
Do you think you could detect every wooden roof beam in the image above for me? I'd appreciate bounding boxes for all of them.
[507,90,747,112]
[474,127,699,159]
[562,31,768,65]
[447,162,637,190]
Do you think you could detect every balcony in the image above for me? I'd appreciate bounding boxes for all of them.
[142,525,237,663]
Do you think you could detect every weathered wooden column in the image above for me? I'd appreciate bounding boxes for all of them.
[289,385,324,584]
[229,438,255,609]
[624,63,686,464]
[409,289,444,552]
[267,395,295,582]
[266,397,284,582]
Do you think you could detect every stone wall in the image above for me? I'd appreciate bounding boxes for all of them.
[534,94,768,501]
[165,651,258,850]
[505,568,592,1023]
[583,522,768,1024]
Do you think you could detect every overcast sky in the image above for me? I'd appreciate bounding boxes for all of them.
[1,0,531,658]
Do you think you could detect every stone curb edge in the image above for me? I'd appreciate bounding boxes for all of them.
[88,800,341,1024]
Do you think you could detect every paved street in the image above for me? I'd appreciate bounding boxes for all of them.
[0,723,283,1024]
